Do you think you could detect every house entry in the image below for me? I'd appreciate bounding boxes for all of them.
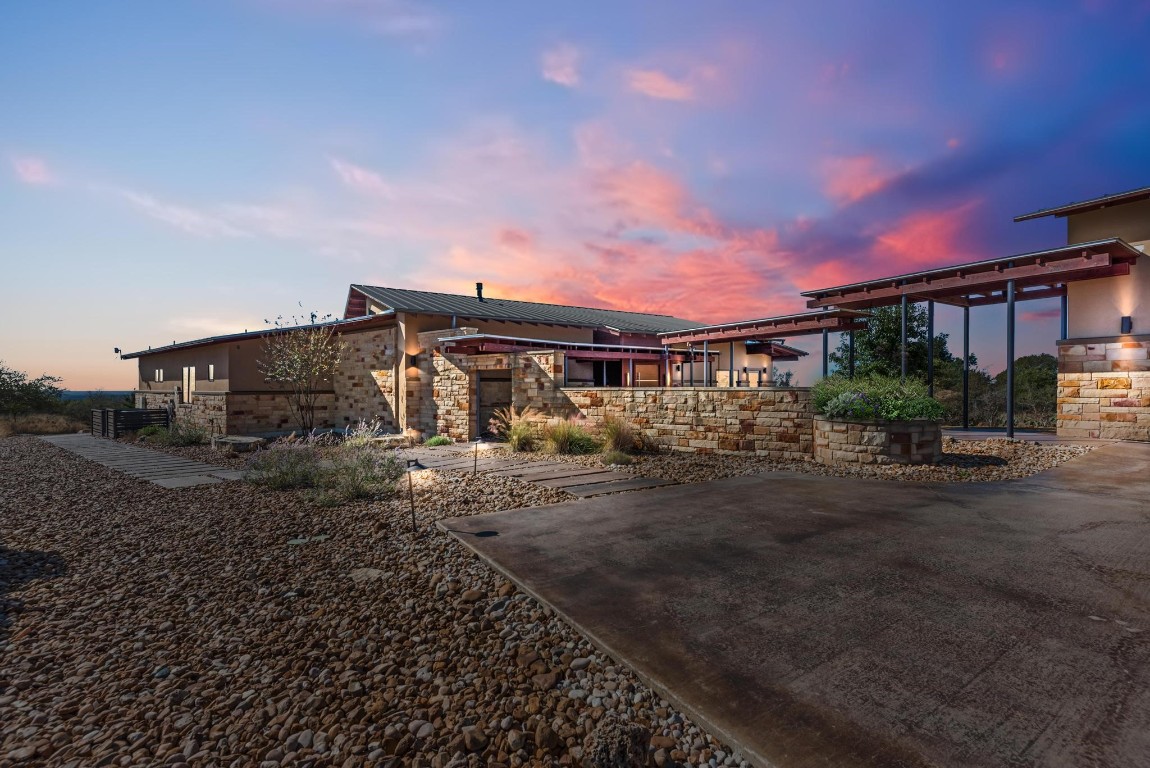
[476,369,512,438]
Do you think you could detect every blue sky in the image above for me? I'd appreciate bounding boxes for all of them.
[2,0,1149,388]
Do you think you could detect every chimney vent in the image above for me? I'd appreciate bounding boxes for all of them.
[476,282,484,301]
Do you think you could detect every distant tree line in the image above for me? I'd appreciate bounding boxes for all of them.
[828,306,1058,428]
[1,361,132,426]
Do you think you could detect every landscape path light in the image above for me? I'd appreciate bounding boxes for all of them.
[405,458,425,535]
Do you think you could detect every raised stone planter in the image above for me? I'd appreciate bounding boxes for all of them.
[813,416,941,465]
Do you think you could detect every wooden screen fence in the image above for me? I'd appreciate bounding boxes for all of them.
[91,408,171,439]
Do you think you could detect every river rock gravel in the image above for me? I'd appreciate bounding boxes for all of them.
[519,437,1093,485]
[0,437,742,768]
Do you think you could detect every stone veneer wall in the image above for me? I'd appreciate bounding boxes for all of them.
[333,327,399,431]
[226,393,337,435]
[136,390,227,435]
[813,417,941,465]
[560,387,813,459]
[1057,338,1150,441]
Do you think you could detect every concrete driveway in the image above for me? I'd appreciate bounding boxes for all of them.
[443,443,1150,768]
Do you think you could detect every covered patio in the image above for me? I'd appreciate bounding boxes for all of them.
[799,239,1144,436]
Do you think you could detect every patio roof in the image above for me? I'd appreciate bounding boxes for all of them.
[1014,185,1150,222]
[437,333,806,361]
[801,238,1143,310]
[656,309,870,345]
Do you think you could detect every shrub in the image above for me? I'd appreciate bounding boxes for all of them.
[601,416,637,454]
[316,443,404,504]
[246,439,404,504]
[544,419,600,455]
[489,404,537,436]
[601,450,633,466]
[137,424,165,439]
[137,420,209,447]
[424,435,452,446]
[246,443,324,490]
[342,418,384,448]
[812,374,946,421]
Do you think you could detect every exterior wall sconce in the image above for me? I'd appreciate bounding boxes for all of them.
[406,353,421,368]
[1121,316,1133,334]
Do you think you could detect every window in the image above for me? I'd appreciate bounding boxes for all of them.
[208,364,215,382]
[155,368,164,382]
[182,366,196,403]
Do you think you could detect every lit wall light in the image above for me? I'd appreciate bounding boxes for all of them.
[1121,316,1133,334]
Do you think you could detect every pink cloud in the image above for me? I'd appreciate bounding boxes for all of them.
[820,155,896,205]
[541,43,580,87]
[256,0,443,38]
[329,157,394,198]
[626,69,695,101]
[1022,307,1062,322]
[871,200,983,270]
[10,154,54,185]
[117,189,248,238]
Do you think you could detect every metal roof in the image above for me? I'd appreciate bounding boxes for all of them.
[657,309,870,344]
[120,312,395,359]
[349,284,705,334]
[1014,185,1150,222]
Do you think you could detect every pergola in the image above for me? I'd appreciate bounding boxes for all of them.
[657,308,871,385]
[800,238,1144,436]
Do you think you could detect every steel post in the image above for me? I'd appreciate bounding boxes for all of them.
[1006,279,1016,439]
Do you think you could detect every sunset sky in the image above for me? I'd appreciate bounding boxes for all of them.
[3,1,1150,389]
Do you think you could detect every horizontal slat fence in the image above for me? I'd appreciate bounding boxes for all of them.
[91,408,171,439]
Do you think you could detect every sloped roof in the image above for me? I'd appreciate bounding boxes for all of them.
[348,284,705,334]
[1014,185,1150,221]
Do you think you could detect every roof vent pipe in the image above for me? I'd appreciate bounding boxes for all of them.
[476,282,484,301]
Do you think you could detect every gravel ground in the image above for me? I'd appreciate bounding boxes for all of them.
[511,437,1094,485]
[0,437,741,768]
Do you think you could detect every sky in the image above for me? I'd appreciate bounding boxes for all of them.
[2,1,1150,389]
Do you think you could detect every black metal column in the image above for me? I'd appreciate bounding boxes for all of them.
[848,330,855,378]
[1006,279,1016,439]
[927,300,935,397]
[822,328,829,378]
[900,293,909,379]
[689,347,694,386]
[1060,291,1068,340]
[962,305,970,430]
[729,341,735,387]
[703,340,709,386]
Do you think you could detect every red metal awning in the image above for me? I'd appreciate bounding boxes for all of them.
[656,309,869,346]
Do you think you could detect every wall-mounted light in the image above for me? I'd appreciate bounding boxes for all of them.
[1121,316,1134,335]
[406,352,421,368]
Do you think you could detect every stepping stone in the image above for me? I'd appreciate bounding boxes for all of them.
[563,477,677,497]
[535,471,632,489]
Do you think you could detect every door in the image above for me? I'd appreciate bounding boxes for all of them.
[476,369,512,438]
[182,366,196,403]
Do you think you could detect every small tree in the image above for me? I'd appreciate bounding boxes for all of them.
[0,362,63,423]
[257,313,346,432]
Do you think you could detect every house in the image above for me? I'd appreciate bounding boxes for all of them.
[123,283,810,441]
[124,184,1150,449]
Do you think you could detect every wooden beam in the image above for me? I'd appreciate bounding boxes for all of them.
[806,253,1116,309]
[660,317,865,345]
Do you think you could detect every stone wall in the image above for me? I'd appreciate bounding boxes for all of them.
[1057,338,1150,441]
[227,393,337,435]
[136,390,228,436]
[813,417,941,465]
[559,387,813,459]
[333,327,399,431]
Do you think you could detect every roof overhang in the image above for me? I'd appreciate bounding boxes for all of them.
[656,309,870,345]
[1014,186,1150,222]
[120,311,396,360]
[436,334,806,362]
[801,239,1143,310]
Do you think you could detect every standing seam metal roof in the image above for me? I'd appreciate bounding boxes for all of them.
[350,285,706,334]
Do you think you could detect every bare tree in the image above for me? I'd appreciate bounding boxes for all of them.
[257,312,346,432]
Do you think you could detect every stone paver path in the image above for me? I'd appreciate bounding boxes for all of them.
[399,444,675,497]
[40,434,245,488]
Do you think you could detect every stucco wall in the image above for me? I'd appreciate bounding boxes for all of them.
[1065,201,1150,339]
[1057,337,1150,441]
[559,387,813,459]
[136,346,229,393]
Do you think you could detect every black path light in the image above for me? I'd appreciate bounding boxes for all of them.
[405,458,425,534]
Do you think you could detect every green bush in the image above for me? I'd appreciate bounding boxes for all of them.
[424,435,452,446]
[246,443,324,490]
[544,420,600,455]
[137,420,208,446]
[246,439,403,504]
[600,450,633,466]
[812,374,946,421]
[137,425,165,439]
[341,418,384,448]
[601,416,636,454]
